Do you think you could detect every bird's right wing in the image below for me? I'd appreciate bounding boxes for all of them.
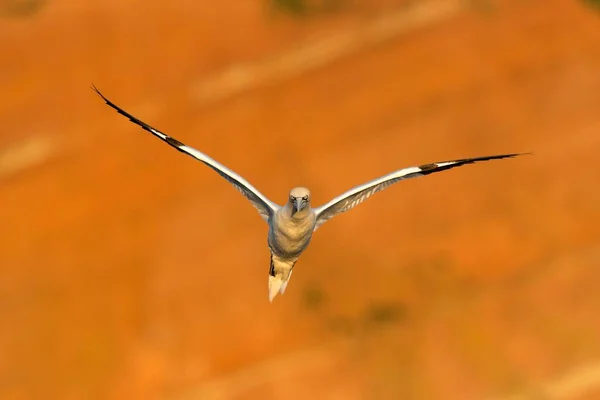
[313,153,527,230]
[93,86,279,222]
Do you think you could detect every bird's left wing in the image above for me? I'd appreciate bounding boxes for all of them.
[313,153,527,231]
[93,86,279,222]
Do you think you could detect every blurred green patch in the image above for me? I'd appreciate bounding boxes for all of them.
[322,301,407,339]
[272,0,308,15]
[270,0,343,17]
[0,0,45,17]
[468,0,496,13]
[582,0,600,10]
[302,283,327,311]
[364,301,406,326]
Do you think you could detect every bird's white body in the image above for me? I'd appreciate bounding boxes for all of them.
[268,204,316,258]
[267,203,316,301]
[94,85,527,303]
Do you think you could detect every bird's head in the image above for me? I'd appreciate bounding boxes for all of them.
[288,187,311,216]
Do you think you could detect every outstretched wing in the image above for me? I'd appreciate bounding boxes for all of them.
[93,85,279,222]
[313,153,527,230]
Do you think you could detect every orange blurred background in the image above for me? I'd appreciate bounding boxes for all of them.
[2,0,600,399]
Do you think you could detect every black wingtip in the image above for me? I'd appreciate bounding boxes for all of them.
[498,152,533,160]
[446,152,531,165]
[416,152,531,176]
[474,152,532,162]
[90,84,107,101]
[492,152,531,159]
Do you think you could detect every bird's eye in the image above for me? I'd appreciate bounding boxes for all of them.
[302,196,308,201]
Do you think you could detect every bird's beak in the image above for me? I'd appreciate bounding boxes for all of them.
[295,201,302,213]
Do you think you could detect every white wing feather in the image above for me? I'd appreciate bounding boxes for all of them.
[93,86,279,222]
[313,154,525,230]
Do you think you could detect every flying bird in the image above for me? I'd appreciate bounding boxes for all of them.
[93,86,527,302]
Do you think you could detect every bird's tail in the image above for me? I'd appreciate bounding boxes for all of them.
[268,275,285,303]
[268,256,295,302]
